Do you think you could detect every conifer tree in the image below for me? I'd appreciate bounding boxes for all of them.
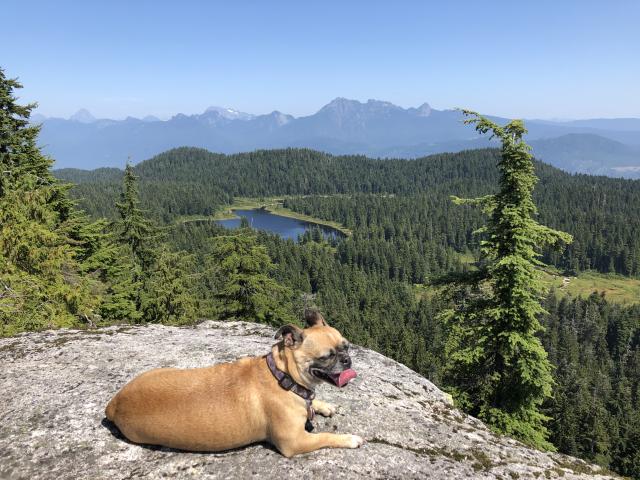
[77,219,142,323]
[0,68,96,334]
[114,163,158,270]
[108,163,157,320]
[443,111,572,449]
[140,246,197,324]
[208,232,295,325]
[111,163,197,324]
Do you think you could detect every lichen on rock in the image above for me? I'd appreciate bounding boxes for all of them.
[0,321,618,479]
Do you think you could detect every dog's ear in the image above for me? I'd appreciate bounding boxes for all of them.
[304,309,328,327]
[274,324,304,348]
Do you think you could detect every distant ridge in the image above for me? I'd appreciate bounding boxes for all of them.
[36,98,640,177]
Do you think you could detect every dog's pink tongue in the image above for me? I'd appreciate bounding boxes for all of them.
[336,369,357,388]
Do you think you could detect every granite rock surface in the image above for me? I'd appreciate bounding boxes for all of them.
[0,321,618,479]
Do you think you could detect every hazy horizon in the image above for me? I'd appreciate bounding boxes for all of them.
[5,0,639,121]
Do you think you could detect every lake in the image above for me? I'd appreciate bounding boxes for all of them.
[216,209,344,242]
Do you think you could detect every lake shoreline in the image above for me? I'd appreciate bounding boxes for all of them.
[216,208,344,242]
[178,197,352,236]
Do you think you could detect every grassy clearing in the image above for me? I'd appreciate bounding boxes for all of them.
[540,268,640,305]
[177,197,352,236]
[416,254,640,306]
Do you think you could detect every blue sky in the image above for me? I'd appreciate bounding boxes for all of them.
[3,0,639,120]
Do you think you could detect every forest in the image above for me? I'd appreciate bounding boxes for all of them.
[2,69,640,477]
[56,146,640,277]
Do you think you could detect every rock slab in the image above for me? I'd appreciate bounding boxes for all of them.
[0,321,617,479]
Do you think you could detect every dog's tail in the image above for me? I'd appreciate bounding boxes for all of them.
[105,394,118,421]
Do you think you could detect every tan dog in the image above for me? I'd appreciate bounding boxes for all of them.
[105,311,363,457]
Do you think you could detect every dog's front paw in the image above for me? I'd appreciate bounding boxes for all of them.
[313,400,337,417]
[346,434,364,449]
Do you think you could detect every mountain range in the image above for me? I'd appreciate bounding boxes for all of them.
[35,98,640,178]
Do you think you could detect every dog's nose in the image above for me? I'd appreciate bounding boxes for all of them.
[341,356,351,368]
